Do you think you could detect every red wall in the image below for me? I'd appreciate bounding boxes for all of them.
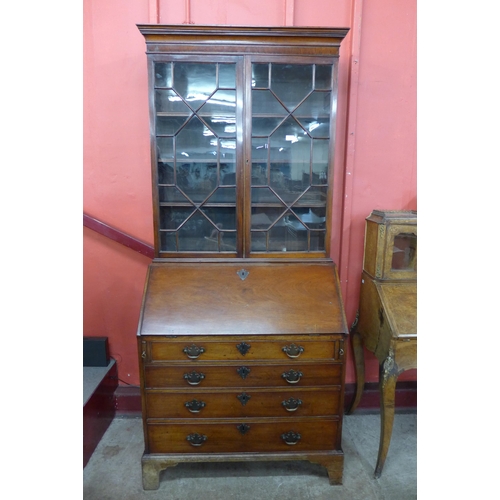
[83,0,416,386]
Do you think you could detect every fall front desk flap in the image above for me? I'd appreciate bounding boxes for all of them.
[138,261,348,336]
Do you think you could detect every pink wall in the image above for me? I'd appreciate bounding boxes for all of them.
[83,0,416,387]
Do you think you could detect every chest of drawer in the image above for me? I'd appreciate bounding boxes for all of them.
[143,336,345,363]
[144,362,343,389]
[145,387,341,419]
[146,417,340,454]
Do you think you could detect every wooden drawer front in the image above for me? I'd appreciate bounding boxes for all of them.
[147,418,340,454]
[144,362,342,389]
[147,338,344,362]
[146,387,340,419]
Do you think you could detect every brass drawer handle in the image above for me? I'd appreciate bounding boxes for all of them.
[282,369,303,384]
[282,343,304,358]
[183,344,205,359]
[186,433,207,447]
[281,431,301,445]
[183,371,205,385]
[339,348,344,356]
[184,399,206,413]
[282,397,303,412]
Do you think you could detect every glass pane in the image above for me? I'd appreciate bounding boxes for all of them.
[296,186,328,206]
[309,231,326,251]
[200,90,236,115]
[177,212,214,252]
[312,140,329,182]
[173,63,217,111]
[159,186,190,203]
[295,92,330,118]
[269,117,308,159]
[176,115,217,160]
[218,63,236,88]
[295,92,331,138]
[252,63,269,88]
[271,64,313,111]
[251,163,268,186]
[251,187,283,204]
[157,137,174,162]
[296,207,326,229]
[155,90,192,114]
[204,231,237,252]
[201,207,236,230]
[252,90,288,117]
[251,207,285,229]
[250,231,267,252]
[220,232,237,252]
[392,233,417,270]
[156,115,189,136]
[160,232,177,252]
[206,187,236,203]
[160,206,195,230]
[273,160,314,202]
[157,160,174,184]
[175,162,217,204]
[280,213,308,252]
[220,164,236,186]
[315,65,332,90]
[252,138,269,161]
[155,62,172,88]
[268,217,290,252]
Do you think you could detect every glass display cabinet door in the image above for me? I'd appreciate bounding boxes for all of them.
[249,62,333,254]
[391,232,417,271]
[383,224,417,279]
[154,61,240,254]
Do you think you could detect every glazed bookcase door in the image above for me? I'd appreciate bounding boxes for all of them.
[151,57,243,257]
[247,57,336,256]
[149,54,338,259]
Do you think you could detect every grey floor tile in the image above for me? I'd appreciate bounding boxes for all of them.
[83,413,416,500]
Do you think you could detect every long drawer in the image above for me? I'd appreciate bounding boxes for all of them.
[144,362,343,388]
[145,387,341,418]
[144,337,345,363]
[147,418,340,454]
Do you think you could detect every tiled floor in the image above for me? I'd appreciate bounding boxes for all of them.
[83,412,416,499]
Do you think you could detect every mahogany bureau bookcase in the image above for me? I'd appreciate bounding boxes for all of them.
[135,25,350,490]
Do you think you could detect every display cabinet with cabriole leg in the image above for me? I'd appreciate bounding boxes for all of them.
[136,25,350,490]
[348,210,417,478]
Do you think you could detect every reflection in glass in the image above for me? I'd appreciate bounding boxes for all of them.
[249,61,331,253]
[156,115,189,136]
[160,232,177,252]
[159,186,190,203]
[173,63,217,110]
[201,207,236,230]
[160,206,195,230]
[218,64,236,88]
[206,186,236,203]
[177,212,214,252]
[252,63,269,88]
[271,64,313,111]
[251,207,286,229]
[391,233,417,271]
[314,65,332,90]
[175,162,217,204]
[155,62,172,88]
[155,89,192,114]
[155,62,238,254]
[157,137,174,167]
